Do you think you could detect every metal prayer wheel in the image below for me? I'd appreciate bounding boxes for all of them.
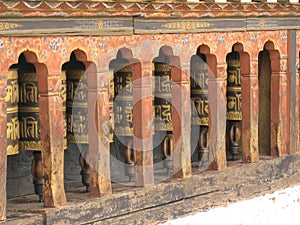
[65,67,90,191]
[6,69,20,156]
[190,53,209,164]
[153,58,174,175]
[226,51,242,160]
[18,68,43,201]
[111,59,135,182]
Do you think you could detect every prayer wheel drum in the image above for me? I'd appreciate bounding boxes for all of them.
[226,51,242,160]
[190,53,209,162]
[6,69,20,155]
[110,48,135,181]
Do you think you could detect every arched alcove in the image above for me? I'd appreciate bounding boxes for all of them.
[62,50,90,191]
[190,44,217,169]
[6,51,48,200]
[258,41,282,157]
[225,42,251,161]
[152,45,181,176]
[109,47,141,183]
[258,49,271,156]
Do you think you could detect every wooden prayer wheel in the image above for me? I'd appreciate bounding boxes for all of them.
[110,54,135,182]
[153,47,174,175]
[6,69,20,156]
[226,51,242,160]
[190,53,209,164]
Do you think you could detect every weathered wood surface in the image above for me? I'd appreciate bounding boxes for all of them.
[87,67,112,197]
[0,77,7,220]
[3,154,299,225]
[133,62,154,187]
[38,73,67,207]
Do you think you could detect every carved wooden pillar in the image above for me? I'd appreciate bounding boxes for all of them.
[241,72,259,163]
[88,66,112,197]
[208,61,227,170]
[134,61,154,186]
[38,71,67,206]
[0,76,7,220]
[172,58,192,179]
[287,30,297,155]
[296,54,300,153]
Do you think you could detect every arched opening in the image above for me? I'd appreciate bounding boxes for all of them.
[258,49,272,156]
[109,47,140,183]
[258,41,281,157]
[62,51,90,191]
[7,52,43,200]
[225,43,251,162]
[152,45,181,176]
[190,45,210,168]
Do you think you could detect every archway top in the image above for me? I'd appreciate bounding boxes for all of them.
[71,49,87,62]
[117,47,133,59]
[159,45,173,57]
[264,41,275,50]
[197,44,210,54]
[232,42,244,53]
[21,50,38,64]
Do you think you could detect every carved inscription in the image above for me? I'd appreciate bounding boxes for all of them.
[66,70,88,144]
[6,70,20,155]
[18,73,41,151]
[190,55,209,126]
[226,59,242,121]
[154,62,173,131]
[113,65,133,136]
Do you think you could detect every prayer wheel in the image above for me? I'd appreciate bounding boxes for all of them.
[6,69,20,156]
[226,51,242,160]
[65,62,90,191]
[190,53,209,164]
[110,53,135,182]
[17,63,43,201]
[153,48,174,175]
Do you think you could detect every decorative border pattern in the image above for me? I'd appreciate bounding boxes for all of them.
[0,1,299,18]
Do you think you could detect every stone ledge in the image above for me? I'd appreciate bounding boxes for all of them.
[2,154,300,225]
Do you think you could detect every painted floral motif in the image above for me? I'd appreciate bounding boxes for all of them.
[98,40,107,50]
[251,35,257,43]
[49,38,60,52]
[0,40,4,51]
[0,30,292,74]
[218,35,224,44]
[282,33,287,41]
[183,36,189,46]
